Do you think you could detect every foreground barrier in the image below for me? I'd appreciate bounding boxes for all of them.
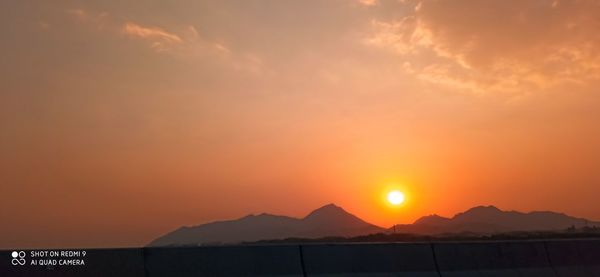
[1,239,599,276]
[145,245,304,277]
[302,243,439,276]
[434,241,555,277]
[546,239,600,277]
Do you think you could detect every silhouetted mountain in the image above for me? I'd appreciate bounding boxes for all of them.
[391,205,600,235]
[149,204,384,246]
[150,204,600,246]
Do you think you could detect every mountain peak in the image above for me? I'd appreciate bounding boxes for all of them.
[462,205,501,214]
[239,212,279,217]
[317,203,342,210]
[323,203,340,208]
[452,205,503,220]
[304,203,346,219]
[149,203,384,246]
[413,214,450,225]
[471,205,501,211]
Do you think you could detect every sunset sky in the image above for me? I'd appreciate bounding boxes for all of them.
[2,0,600,249]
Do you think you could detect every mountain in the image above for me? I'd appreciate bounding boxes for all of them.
[392,205,600,235]
[149,204,384,246]
[150,204,600,246]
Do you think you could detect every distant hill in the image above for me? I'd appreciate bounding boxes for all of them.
[392,205,600,234]
[149,204,600,246]
[149,204,384,246]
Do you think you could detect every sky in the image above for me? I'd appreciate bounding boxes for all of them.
[2,0,600,249]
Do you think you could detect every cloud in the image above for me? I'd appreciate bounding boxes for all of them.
[122,22,183,51]
[122,22,263,73]
[39,21,50,30]
[122,22,182,43]
[366,0,600,94]
[64,8,262,74]
[66,8,88,20]
[358,0,379,6]
[66,8,109,29]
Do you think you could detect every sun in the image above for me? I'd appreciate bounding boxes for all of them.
[387,190,405,205]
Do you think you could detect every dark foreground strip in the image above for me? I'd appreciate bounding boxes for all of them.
[1,239,599,277]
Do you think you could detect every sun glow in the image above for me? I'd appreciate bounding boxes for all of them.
[387,190,405,205]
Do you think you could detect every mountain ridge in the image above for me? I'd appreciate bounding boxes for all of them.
[394,205,599,235]
[149,204,600,247]
[149,203,384,246]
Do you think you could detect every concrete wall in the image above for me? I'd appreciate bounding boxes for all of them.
[145,245,304,277]
[434,241,555,277]
[2,239,599,277]
[302,243,438,276]
[546,239,600,277]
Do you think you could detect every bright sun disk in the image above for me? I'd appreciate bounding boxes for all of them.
[387,190,405,205]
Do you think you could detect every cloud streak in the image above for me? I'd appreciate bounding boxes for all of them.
[358,0,378,6]
[122,22,183,47]
[121,22,187,52]
[65,8,262,74]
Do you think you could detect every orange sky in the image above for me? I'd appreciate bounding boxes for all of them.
[2,0,600,249]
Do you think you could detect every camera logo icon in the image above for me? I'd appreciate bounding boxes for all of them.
[11,251,26,266]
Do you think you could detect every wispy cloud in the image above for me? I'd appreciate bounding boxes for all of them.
[66,8,87,20]
[66,8,109,29]
[122,22,183,51]
[358,0,378,6]
[65,8,263,74]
